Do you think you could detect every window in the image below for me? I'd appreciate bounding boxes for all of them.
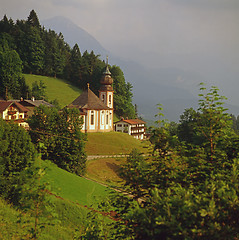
[106,114,109,124]
[102,94,105,102]
[90,111,94,125]
[118,124,122,127]
[109,95,111,105]
[101,111,104,125]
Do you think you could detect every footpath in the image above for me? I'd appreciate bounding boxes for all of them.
[87,154,129,160]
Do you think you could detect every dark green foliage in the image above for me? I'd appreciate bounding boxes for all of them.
[107,84,239,239]
[120,149,151,200]
[27,10,40,28]
[28,105,87,175]
[111,65,136,118]
[0,119,37,205]
[31,80,47,100]
[0,40,23,99]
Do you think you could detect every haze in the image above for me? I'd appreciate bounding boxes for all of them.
[1,0,239,107]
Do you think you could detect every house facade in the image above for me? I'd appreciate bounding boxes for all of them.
[67,65,114,133]
[0,100,30,129]
[114,118,146,140]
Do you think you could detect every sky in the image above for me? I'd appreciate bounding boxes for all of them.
[1,0,239,104]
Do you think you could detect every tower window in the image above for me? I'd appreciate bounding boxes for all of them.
[109,95,111,105]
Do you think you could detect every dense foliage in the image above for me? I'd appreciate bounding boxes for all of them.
[0,119,37,205]
[28,105,87,175]
[96,84,239,239]
[0,10,135,118]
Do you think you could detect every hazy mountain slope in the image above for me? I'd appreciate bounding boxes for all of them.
[42,16,108,56]
[42,16,239,122]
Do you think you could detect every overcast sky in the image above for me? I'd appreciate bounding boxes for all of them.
[1,0,239,104]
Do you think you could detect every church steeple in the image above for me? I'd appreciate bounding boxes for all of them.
[99,57,114,108]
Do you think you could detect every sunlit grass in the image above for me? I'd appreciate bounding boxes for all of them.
[24,74,82,108]
[86,131,151,155]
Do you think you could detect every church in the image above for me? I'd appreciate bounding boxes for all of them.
[67,64,114,133]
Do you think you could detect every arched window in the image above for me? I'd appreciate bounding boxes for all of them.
[109,95,111,105]
[90,111,94,125]
[101,111,104,125]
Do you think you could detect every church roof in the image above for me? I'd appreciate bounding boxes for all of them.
[69,87,111,110]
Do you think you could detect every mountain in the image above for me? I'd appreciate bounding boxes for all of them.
[42,16,108,56]
[42,16,239,122]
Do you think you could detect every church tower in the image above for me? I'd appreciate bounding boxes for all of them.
[99,58,114,109]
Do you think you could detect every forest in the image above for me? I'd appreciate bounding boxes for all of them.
[0,10,136,118]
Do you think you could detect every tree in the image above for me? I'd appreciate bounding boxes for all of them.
[27,10,41,29]
[69,44,82,84]
[25,26,45,74]
[31,80,47,100]
[0,119,37,205]
[0,42,23,99]
[111,65,135,118]
[28,106,87,175]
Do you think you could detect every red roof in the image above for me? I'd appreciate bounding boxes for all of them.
[115,119,146,125]
[0,101,29,112]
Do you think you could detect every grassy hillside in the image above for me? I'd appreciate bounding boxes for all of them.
[40,160,110,206]
[86,157,125,187]
[86,131,150,155]
[0,159,113,239]
[24,74,82,107]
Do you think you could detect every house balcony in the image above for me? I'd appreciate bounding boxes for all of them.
[7,110,17,115]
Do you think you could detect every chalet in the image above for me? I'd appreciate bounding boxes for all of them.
[114,118,146,140]
[67,64,114,133]
[19,98,54,116]
[0,100,29,129]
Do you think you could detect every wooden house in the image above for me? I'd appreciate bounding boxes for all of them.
[0,100,30,129]
[114,118,146,140]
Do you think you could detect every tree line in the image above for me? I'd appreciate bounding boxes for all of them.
[0,10,135,118]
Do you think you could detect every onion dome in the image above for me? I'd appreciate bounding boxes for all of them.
[100,63,113,91]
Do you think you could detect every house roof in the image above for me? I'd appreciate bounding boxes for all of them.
[0,101,29,112]
[21,99,54,107]
[69,87,111,110]
[114,118,146,125]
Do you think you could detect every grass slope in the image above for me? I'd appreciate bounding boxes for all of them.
[24,74,82,107]
[86,131,150,155]
[86,157,125,187]
[41,160,110,207]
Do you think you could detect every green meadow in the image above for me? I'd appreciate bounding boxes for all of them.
[41,160,110,207]
[86,131,150,155]
[24,74,82,107]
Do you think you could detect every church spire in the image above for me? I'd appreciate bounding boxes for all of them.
[99,57,114,108]
[100,57,113,89]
